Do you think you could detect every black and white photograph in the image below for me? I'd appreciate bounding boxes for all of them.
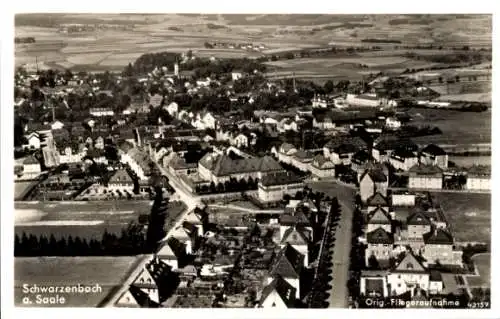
[3,8,495,314]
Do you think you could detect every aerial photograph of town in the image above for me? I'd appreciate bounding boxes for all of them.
[12,13,491,309]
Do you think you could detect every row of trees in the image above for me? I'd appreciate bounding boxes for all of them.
[194,177,258,195]
[14,222,146,257]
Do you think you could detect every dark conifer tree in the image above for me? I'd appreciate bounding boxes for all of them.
[146,186,169,253]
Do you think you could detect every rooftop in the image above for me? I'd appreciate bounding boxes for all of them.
[199,153,283,177]
[260,171,303,187]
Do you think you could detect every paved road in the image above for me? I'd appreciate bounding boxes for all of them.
[326,199,354,308]
[208,204,283,214]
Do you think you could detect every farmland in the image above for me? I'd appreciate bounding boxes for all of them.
[432,192,491,244]
[15,14,491,72]
[15,256,143,307]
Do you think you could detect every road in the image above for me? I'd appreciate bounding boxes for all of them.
[208,204,282,214]
[307,180,356,308]
[104,156,200,307]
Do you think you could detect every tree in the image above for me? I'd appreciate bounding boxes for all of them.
[145,188,169,253]
[324,80,334,94]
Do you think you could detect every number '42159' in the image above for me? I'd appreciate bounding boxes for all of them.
[468,301,490,309]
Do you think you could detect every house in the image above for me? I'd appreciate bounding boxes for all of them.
[231,71,243,81]
[466,166,490,191]
[50,120,65,130]
[22,156,41,176]
[385,117,401,130]
[191,112,217,130]
[386,252,433,297]
[422,228,462,267]
[258,275,296,308]
[169,224,196,255]
[149,94,163,108]
[406,211,432,240]
[365,227,394,267]
[58,145,86,164]
[183,209,207,237]
[366,207,392,233]
[198,153,283,184]
[157,237,186,270]
[372,137,418,163]
[351,150,373,176]
[258,172,304,203]
[107,169,134,192]
[89,108,114,117]
[366,192,390,214]
[168,153,197,176]
[389,148,419,171]
[23,132,40,150]
[94,136,105,150]
[419,144,448,169]
[391,192,416,207]
[328,143,358,165]
[310,154,335,178]
[359,169,388,203]
[290,150,314,172]
[164,102,178,116]
[231,133,249,148]
[279,118,298,133]
[408,164,443,190]
[267,244,304,299]
[280,226,310,266]
[279,207,313,240]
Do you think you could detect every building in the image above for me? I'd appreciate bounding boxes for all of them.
[391,192,416,207]
[267,244,304,299]
[389,148,419,171]
[310,154,336,178]
[164,102,179,117]
[366,207,392,233]
[386,252,432,297]
[466,166,491,191]
[231,71,243,81]
[258,275,296,308]
[328,143,358,165]
[372,137,418,163]
[22,156,41,176]
[258,172,304,203]
[89,108,114,117]
[359,169,388,203]
[419,144,448,169]
[365,227,394,267]
[385,117,402,130]
[157,237,185,270]
[107,169,134,192]
[346,93,381,108]
[198,153,283,184]
[406,211,432,240]
[231,133,249,148]
[23,132,41,150]
[422,228,462,267]
[408,165,443,190]
[366,192,390,214]
[279,226,311,266]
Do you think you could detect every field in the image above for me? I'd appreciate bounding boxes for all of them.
[432,192,491,244]
[465,253,490,288]
[15,14,491,72]
[14,200,185,240]
[407,108,491,145]
[449,156,491,167]
[15,256,142,307]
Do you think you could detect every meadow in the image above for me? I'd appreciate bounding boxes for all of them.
[432,192,491,244]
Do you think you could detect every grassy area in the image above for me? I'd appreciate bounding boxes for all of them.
[14,256,142,307]
[408,108,491,145]
[14,200,185,240]
[432,192,491,244]
[466,253,490,287]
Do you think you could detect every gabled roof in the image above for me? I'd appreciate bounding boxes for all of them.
[367,207,391,225]
[269,244,304,279]
[421,144,447,156]
[200,153,283,177]
[367,192,389,207]
[467,165,491,177]
[333,143,358,155]
[407,211,432,226]
[312,154,334,169]
[423,228,454,245]
[360,169,387,183]
[352,150,372,163]
[108,169,134,184]
[279,207,312,227]
[366,227,394,244]
[393,251,427,274]
[429,270,443,282]
[23,156,39,165]
[259,275,296,308]
[127,285,160,308]
[158,237,185,259]
[260,172,303,187]
[281,227,310,246]
[391,147,417,159]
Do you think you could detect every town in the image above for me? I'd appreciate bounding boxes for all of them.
[13,14,491,309]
